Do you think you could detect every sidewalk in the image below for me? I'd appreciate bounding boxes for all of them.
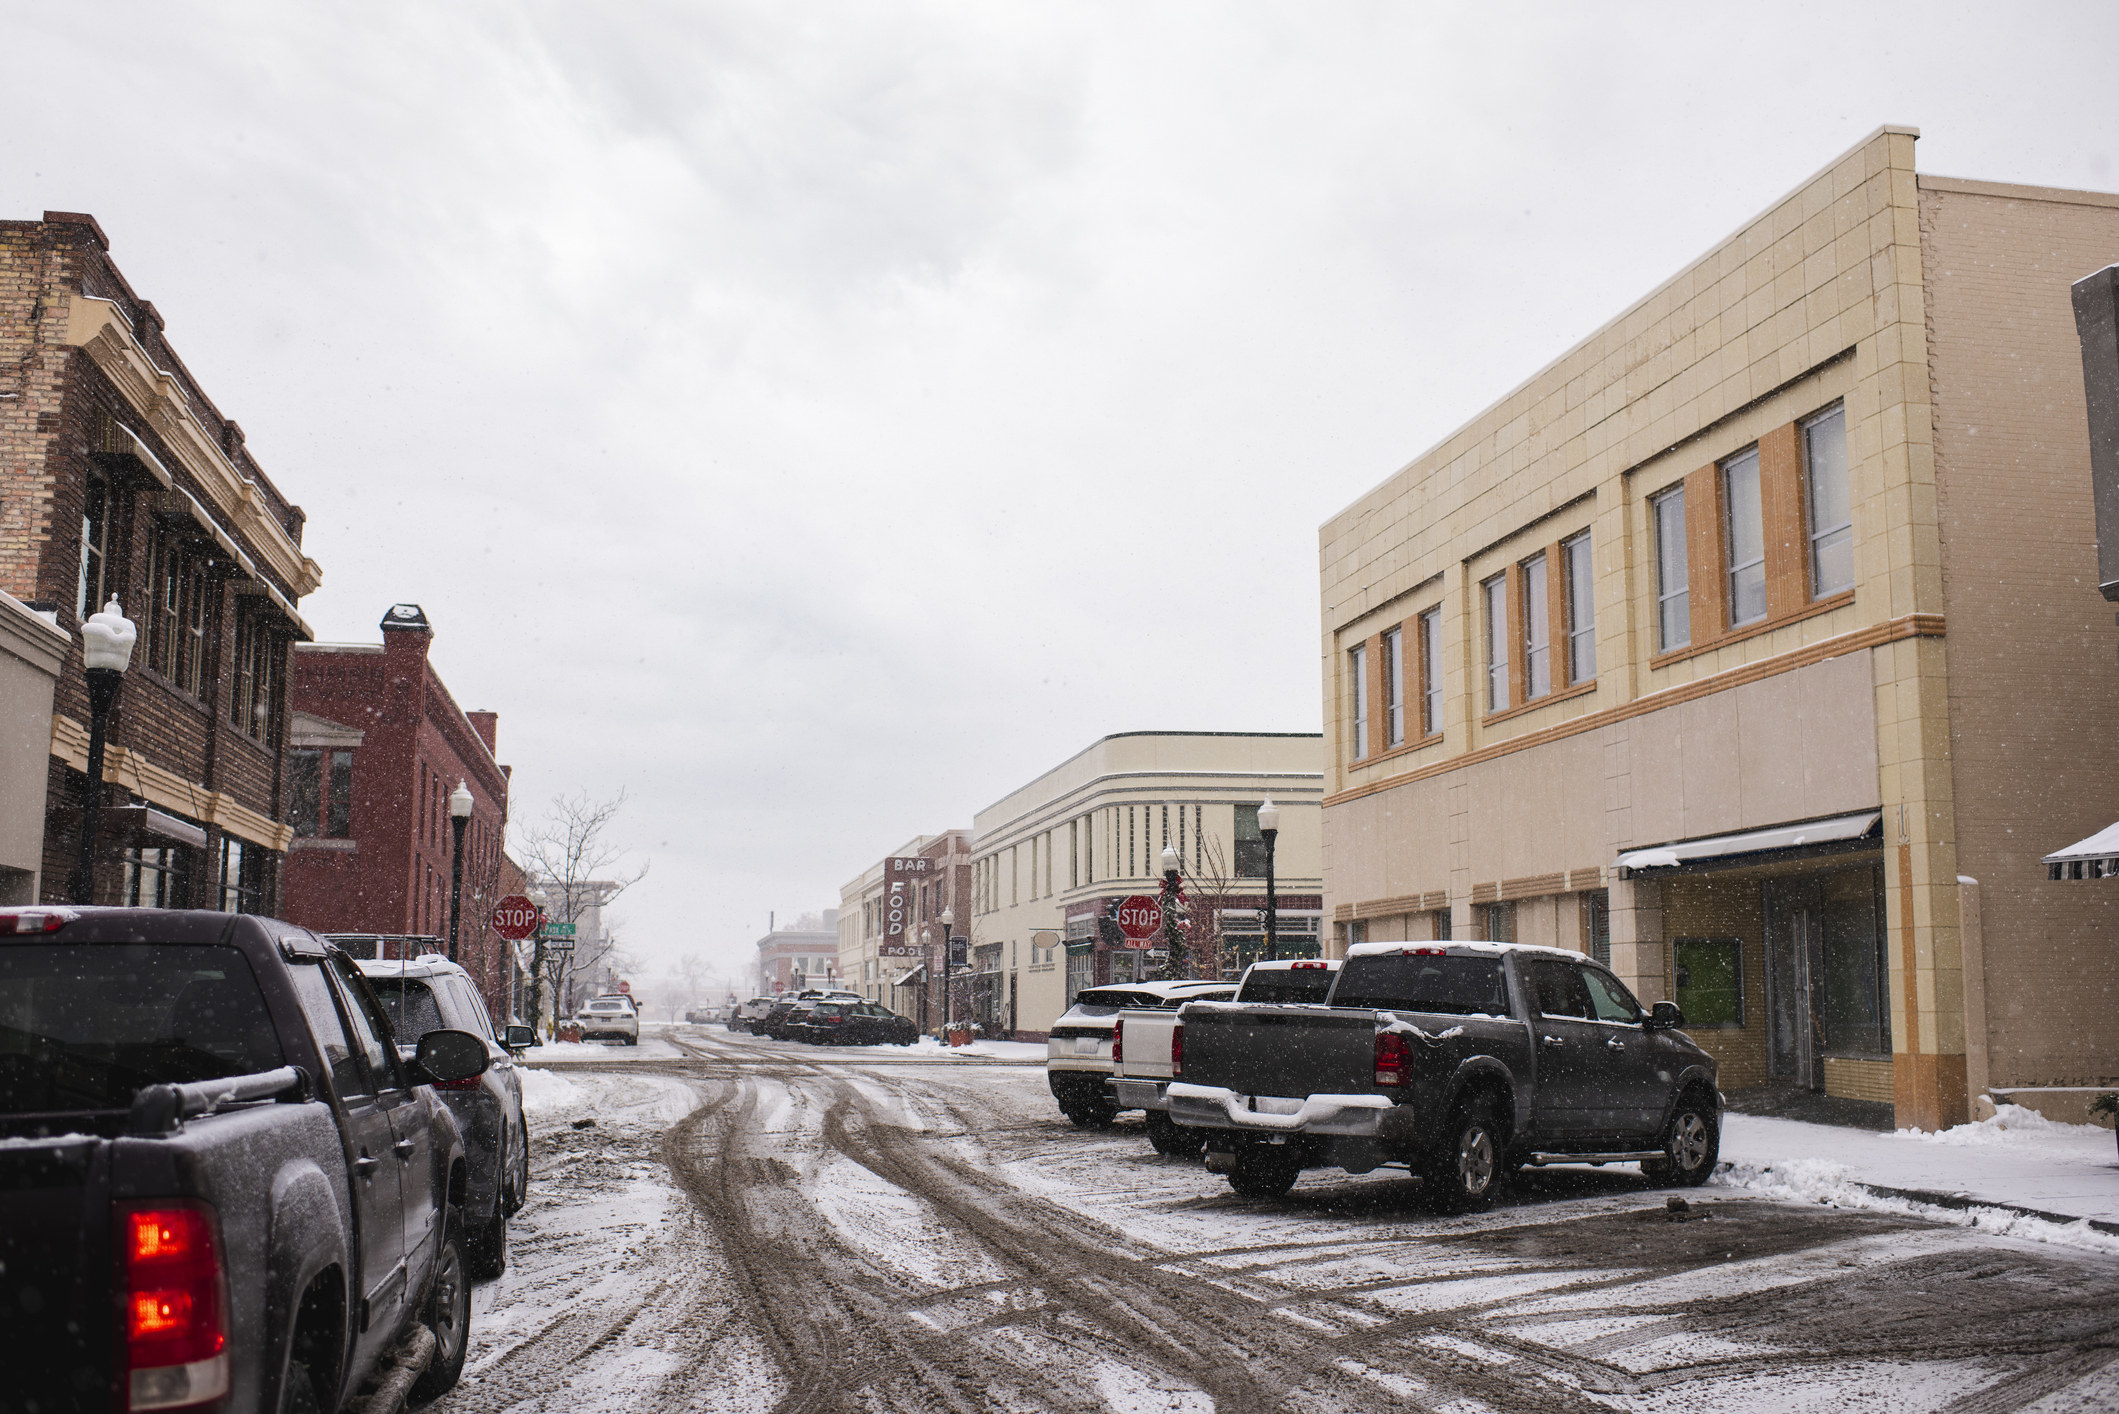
[1717,1103,2119,1242]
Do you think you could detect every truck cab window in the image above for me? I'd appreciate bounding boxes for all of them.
[289,962,368,1099]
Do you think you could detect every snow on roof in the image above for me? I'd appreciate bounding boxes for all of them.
[2042,818,2119,867]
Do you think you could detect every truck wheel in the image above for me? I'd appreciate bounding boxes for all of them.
[1643,1094,1719,1187]
[467,1205,508,1281]
[1228,1145,1301,1200]
[410,1222,471,1401]
[1144,1111,1205,1158]
[278,1359,322,1414]
[1432,1097,1507,1211]
[1064,1100,1117,1130]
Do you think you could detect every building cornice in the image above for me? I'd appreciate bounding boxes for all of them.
[51,714,295,851]
[63,296,324,601]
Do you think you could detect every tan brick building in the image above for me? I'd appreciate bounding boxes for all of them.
[1,213,319,912]
[1317,127,2119,1131]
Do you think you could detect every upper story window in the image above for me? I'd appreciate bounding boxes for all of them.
[227,601,282,741]
[1805,403,1852,597]
[289,747,355,839]
[1417,607,1441,736]
[1347,643,1369,760]
[1722,446,1766,626]
[77,473,109,621]
[1482,574,1508,713]
[1653,486,1689,652]
[1521,552,1550,699]
[1562,532,1595,684]
[1233,804,1268,878]
[1382,626,1404,747]
[143,529,215,698]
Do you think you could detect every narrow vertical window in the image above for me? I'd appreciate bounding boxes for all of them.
[1562,532,1595,683]
[1347,644,1369,760]
[1482,575,1508,712]
[77,474,108,620]
[1653,487,1690,651]
[327,750,353,837]
[289,749,321,838]
[1418,607,1441,736]
[1521,553,1550,699]
[1805,404,1852,596]
[1383,626,1404,746]
[1723,446,1765,626]
[1069,819,1079,889]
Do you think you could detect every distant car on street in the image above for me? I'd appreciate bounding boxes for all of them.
[1046,980,1237,1129]
[683,1006,717,1024]
[360,953,535,1278]
[759,989,860,1040]
[574,994,640,1044]
[732,996,777,1032]
[790,1000,920,1046]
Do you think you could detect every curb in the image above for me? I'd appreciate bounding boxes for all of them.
[1852,1181,2119,1237]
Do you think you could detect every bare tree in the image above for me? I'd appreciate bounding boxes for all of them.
[519,789,649,1038]
[1176,835,1246,981]
[676,953,711,1013]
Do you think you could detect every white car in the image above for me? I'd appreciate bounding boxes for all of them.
[1046,979,1236,1128]
[575,994,640,1044]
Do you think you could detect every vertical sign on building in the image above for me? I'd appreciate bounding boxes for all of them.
[879,856,932,957]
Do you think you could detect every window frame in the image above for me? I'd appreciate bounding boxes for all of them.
[1417,607,1441,738]
[1520,551,1550,700]
[1721,445,1767,628]
[1672,935,1745,1029]
[1652,485,1690,653]
[1481,574,1509,714]
[1347,643,1369,761]
[1561,532,1594,685]
[77,472,109,622]
[1382,626,1404,747]
[1803,402,1853,599]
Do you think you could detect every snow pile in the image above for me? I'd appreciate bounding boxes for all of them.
[1899,1102,2111,1150]
[516,1067,582,1116]
[1715,1156,2119,1254]
[896,1036,1049,1060]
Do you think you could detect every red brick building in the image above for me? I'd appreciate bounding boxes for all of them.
[2,212,319,909]
[281,604,517,1018]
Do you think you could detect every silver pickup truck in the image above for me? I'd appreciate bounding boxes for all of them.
[1111,960,1338,1155]
[1045,980,1235,1128]
[1167,940,1721,1207]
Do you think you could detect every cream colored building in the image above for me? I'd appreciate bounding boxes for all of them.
[972,731,1324,1038]
[1318,125,2119,1131]
[0,591,67,903]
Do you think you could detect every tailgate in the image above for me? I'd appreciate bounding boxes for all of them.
[1,1137,112,1411]
[1181,1006,1378,1098]
[1114,1010,1177,1080]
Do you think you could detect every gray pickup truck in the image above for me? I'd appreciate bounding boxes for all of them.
[0,906,491,1413]
[1167,940,1721,1206]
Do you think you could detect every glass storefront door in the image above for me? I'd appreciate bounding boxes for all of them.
[1764,860,1889,1089]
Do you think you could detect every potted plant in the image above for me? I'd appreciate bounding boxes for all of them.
[2092,1093,2118,1159]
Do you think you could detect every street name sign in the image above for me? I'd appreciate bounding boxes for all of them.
[491,896,541,941]
[542,922,577,937]
[1113,895,1163,944]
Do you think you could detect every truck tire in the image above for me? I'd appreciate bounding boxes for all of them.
[467,1204,507,1281]
[1431,1096,1507,1211]
[1227,1145,1302,1200]
[1064,1099,1117,1129]
[1143,1111,1206,1158]
[410,1222,471,1401]
[278,1359,322,1414]
[1642,1093,1718,1187]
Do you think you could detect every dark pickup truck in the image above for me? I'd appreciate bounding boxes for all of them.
[1166,941,1721,1206]
[1,906,493,1413]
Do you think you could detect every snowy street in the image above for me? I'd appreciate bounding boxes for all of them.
[432,1025,2119,1414]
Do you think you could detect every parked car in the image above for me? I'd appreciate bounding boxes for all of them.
[358,954,534,1280]
[1167,940,1722,1206]
[732,996,777,1032]
[574,994,640,1044]
[759,989,860,1040]
[682,1006,717,1024]
[1046,980,1237,1129]
[0,906,488,1413]
[790,1000,920,1046]
[1107,964,1336,1157]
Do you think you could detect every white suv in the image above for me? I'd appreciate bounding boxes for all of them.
[574,994,640,1045]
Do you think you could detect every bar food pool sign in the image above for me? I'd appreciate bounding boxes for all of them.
[879,856,932,958]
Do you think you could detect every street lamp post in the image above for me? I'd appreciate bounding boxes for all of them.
[938,906,956,1036]
[447,781,474,963]
[1157,844,1185,980]
[68,599,137,906]
[1258,796,1281,962]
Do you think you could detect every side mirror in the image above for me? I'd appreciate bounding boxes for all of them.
[413,1028,491,1085]
[1645,1001,1685,1031]
[503,1024,536,1050]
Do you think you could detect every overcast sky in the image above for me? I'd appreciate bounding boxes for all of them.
[5,3,2112,984]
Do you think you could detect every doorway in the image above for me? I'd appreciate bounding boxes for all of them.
[1763,861,1889,1089]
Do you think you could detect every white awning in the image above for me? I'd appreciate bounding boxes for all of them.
[1618,811,1882,872]
[891,965,926,986]
[2043,820,2119,878]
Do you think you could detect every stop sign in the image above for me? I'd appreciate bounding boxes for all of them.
[490,895,541,941]
[1113,895,1163,943]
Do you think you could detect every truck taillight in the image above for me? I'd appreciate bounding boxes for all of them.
[117,1200,229,1411]
[1375,1031,1411,1087]
[1170,1021,1184,1077]
[1110,1022,1122,1065]
[0,909,69,934]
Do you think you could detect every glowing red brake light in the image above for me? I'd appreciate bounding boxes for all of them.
[118,1200,228,1410]
[1375,1031,1412,1087]
[1110,1021,1123,1066]
[1291,961,1326,969]
[1170,1021,1184,1077]
[0,910,69,934]
[1403,947,1445,957]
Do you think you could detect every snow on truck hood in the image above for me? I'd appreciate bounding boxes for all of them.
[1342,939,1584,962]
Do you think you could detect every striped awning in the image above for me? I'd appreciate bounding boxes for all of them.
[2043,821,2119,880]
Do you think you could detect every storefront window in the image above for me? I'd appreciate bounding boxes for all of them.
[122,845,192,908]
[1673,937,1743,1026]
[1819,868,1887,1056]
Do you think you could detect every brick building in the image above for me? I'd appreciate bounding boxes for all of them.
[280,603,518,1020]
[755,913,842,996]
[2,212,319,911]
[839,834,971,1031]
[1316,127,2119,1131]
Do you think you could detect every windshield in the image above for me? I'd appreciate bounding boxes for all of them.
[1329,954,1512,1017]
[365,977,448,1043]
[0,943,286,1114]
[1237,968,1337,1004]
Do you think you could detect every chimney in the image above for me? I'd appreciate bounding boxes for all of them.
[468,711,498,755]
